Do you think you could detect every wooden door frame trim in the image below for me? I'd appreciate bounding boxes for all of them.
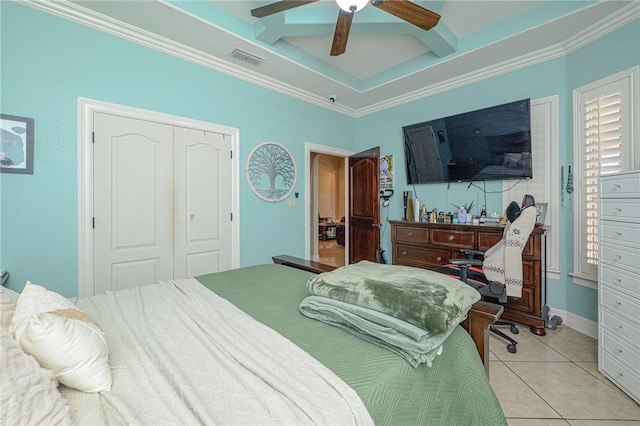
[304,143,353,264]
[77,97,240,297]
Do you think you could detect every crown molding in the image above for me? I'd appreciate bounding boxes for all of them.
[16,0,638,118]
[357,2,640,117]
[16,0,356,116]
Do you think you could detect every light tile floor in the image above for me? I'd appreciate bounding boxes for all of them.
[488,323,640,425]
[318,239,345,267]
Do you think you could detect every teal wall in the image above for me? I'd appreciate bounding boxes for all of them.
[0,3,354,297]
[1,1,638,325]
[355,20,640,322]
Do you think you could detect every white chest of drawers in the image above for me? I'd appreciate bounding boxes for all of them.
[598,170,640,404]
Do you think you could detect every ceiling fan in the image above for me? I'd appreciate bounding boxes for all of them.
[250,0,441,56]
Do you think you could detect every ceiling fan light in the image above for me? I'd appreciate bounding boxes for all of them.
[336,0,369,13]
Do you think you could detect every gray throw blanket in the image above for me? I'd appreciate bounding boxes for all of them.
[300,296,450,367]
[300,261,480,366]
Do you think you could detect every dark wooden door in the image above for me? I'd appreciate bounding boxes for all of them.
[349,147,380,263]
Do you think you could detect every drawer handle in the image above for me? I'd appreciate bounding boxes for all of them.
[617,372,624,378]
[448,235,455,241]
[401,251,407,256]
[617,324,624,331]
[617,349,624,355]
[615,278,623,284]
[436,256,442,262]
[615,232,623,237]
[408,232,413,236]
[615,301,623,306]
[614,255,622,261]
[615,207,622,213]
[613,184,621,189]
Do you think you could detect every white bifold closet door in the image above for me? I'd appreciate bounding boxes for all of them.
[93,112,231,295]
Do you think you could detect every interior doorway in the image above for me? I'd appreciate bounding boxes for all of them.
[305,143,353,266]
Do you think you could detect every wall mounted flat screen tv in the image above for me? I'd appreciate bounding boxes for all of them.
[403,99,532,184]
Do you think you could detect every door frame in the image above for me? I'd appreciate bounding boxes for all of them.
[78,97,240,297]
[305,143,353,264]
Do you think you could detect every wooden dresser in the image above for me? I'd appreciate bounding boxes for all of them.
[389,220,546,335]
[598,171,640,404]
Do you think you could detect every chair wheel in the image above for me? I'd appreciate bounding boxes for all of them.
[510,325,519,334]
[507,344,517,353]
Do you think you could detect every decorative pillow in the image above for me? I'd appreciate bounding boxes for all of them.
[0,328,72,425]
[0,286,19,331]
[10,281,112,393]
[306,261,481,335]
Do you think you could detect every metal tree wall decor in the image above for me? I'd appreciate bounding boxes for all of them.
[246,142,297,202]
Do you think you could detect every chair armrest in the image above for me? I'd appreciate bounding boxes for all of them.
[448,258,483,267]
[460,249,484,258]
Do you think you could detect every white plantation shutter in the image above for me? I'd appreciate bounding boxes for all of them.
[572,67,636,287]
[583,94,624,265]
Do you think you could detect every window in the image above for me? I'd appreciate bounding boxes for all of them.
[571,67,638,288]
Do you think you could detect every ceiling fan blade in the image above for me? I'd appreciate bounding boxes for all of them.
[372,0,441,31]
[331,10,354,56]
[251,0,319,18]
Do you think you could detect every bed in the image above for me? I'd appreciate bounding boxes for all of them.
[2,258,507,425]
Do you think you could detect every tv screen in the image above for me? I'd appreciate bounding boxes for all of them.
[403,99,532,184]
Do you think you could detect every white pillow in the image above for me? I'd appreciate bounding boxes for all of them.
[0,328,72,425]
[10,281,112,393]
[0,286,19,331]
[10,281,80,341]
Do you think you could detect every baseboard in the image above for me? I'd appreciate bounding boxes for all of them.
[546,306,598,339]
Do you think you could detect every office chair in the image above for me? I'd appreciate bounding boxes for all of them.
[439,195,537,354]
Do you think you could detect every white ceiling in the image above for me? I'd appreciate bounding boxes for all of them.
[26,0,638,115]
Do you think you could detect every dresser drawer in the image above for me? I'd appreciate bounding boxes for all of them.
[600,222,640,249]
[600,286,640,323]
[600,244,640,276]
[393,244,449,269]
[477,232,535,256]
[600,352,640,403]
[600,173,640,199]
[601,329,640,371]
[503,287,534,315]
[600,265,640,299]
[431,229,475,249]
[522,260,536,288]
[601,308,640,344]
[477,232,502,251]
[393,226,429,244]
[600,199,640,223]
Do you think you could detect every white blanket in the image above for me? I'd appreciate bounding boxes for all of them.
[61,279,373,425]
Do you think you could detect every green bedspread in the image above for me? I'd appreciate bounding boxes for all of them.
[196,264,507,426]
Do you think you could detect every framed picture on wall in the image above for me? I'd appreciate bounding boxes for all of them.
[535,203,548,225]
[380,155,393,188]
[1,113,34,174]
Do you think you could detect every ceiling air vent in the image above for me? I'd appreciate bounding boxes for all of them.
[230,48,264,66]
